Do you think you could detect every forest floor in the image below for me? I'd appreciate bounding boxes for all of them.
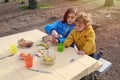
[0,0,120,80]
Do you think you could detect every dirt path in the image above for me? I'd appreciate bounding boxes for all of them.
[0,0,120,80]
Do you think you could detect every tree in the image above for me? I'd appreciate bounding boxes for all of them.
[28,0,37,9]
[4,0,9,3]
[105,0,114,6]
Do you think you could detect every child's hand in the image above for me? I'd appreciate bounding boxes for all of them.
[51,30,59,39]
[53,38,58,45]
[77,50,85,55]
[50,37,58,45]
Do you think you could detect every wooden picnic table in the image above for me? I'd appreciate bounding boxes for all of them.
[0,29,102,80]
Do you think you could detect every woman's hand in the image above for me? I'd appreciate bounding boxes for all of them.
[77,50,85,55]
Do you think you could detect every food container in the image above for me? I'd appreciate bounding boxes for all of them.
[19,53,26,60]
[18,38,33,47]
[42,35,51,42]
[40,53,56,65]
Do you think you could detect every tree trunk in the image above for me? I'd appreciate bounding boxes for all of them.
[105,0,114,6]
[4,0,9,3]
[28,0,37,9]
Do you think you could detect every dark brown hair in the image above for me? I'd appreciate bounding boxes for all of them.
[62,7,78,23]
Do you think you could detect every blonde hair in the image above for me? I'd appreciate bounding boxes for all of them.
[75,12,92,26]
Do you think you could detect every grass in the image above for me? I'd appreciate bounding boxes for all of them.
[19,6,28,10]
[19,3,54,10]
[14,0,26,3]
[37,4,53,9]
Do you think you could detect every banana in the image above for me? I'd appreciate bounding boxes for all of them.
[37,43,49,49]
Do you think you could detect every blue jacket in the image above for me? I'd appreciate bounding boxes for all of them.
[44,20,75,43]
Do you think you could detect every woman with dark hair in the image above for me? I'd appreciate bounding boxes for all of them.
[44,7,78,45]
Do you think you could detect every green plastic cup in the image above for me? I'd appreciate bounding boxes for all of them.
[58,43,64,52]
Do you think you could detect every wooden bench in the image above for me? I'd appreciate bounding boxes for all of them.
[96,58,112,76]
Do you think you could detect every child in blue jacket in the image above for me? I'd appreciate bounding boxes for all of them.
[44,7,78,45]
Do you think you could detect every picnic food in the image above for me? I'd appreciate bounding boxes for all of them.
[42,54,56,65]
[19,53,26,60]
[18,38,33,47]
[42,35,51,42]
[36,49,51,57]
[19,53,33,60]
[36,49,48,57]
[37,43,49,49]
[43,55,54,62]
[27,53,33,57]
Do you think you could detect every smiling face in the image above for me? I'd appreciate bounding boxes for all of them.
[67,13,76,25]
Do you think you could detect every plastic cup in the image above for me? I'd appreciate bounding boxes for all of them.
[24,55,33,68]
[57,43,64,52]
[10,44,18,55]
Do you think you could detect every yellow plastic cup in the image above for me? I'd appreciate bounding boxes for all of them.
[10,44,18,55]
